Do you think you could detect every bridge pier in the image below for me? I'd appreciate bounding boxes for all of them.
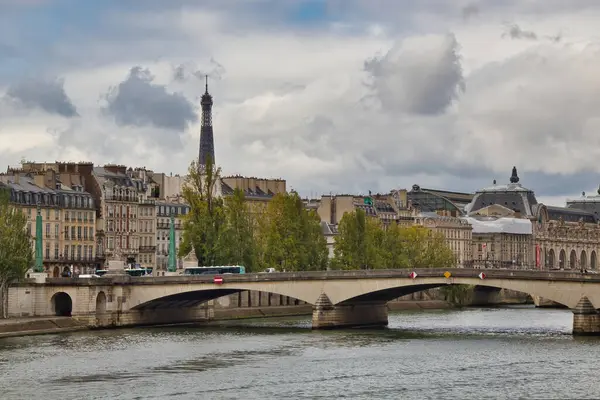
[311,294,388,329]
[572,297,600,336]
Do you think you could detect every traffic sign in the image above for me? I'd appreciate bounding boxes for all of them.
[478,272,486,280]
[443,271,451,279]
[213,276,224,285]
[409,271,418,279]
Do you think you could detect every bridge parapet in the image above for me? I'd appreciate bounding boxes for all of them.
[13,268,600,288]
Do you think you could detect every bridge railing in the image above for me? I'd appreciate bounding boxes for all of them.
[18,267,600,286]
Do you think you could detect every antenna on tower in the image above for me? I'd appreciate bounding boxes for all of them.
[205,75,208,93]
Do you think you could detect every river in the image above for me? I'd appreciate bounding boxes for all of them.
[0,306,598,399]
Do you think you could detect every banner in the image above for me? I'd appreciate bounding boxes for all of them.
[536,244,541,268]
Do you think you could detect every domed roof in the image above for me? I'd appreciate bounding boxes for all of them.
[465,166,538,216]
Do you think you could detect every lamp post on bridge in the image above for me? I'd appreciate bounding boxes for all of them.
[167,211,177,273]
[33,202,44,273]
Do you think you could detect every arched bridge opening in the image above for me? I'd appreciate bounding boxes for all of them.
[51,292,73,316]
[132,289,308,311]
[336,282,565,308]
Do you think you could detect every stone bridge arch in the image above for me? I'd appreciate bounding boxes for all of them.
[125,275,593,312]
[325,277,586,309]
[129,282,324,310]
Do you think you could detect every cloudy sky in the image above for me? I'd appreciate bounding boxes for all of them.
[1,0,600,205]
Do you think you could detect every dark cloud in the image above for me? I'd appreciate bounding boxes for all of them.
[364,33,465,115]
[502,24,538,40]
[461,4,480,21]
[172,58,226,82]
[4,77,78,117]
[103,66,197,131]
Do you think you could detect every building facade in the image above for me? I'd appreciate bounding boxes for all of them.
[414,212,473,266]
[464,167,600,270]
[0,173,96,275]
[155,202,189,270]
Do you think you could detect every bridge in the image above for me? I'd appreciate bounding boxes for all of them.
[8,268,600,335]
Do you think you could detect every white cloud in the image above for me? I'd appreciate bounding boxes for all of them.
[3,1,600,203]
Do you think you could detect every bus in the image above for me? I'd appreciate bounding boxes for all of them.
[183,265,246,275]
[124,267,153,277]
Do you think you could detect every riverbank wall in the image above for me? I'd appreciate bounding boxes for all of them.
[0,287,526,338]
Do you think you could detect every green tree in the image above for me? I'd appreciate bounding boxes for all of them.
[333,209,382,269]
[398,225,456,269]
[179,157,226,266]
[0,188,33,318]
[333,216,456,270]
[257,192,327,271]
[220,188,257,271]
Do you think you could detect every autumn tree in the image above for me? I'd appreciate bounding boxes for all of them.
[257,192,327,271]
[219,188,257,271]
[333,209,383,269]
[0,188,33,318]
[179,157,226,266]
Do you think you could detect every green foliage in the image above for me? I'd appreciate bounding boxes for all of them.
[333,211,456,270]
[256,192,328,271]
[0,188,33,317]
[219,189,257,271]
[179,157,226,267]
[180,160,327,272]
[440,285,474,305]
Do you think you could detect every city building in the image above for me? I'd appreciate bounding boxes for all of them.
[407,185,474,216]
[317,193,408,226]
[90,165,147,266]
[414,212,473,266]
[0,171,96,275]
[464,166,600,269]
[155,201,189,270]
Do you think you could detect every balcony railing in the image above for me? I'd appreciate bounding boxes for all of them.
[139,246,157,252]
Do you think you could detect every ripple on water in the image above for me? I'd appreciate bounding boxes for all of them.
[2,307,600,400]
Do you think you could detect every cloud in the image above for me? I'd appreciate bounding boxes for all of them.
[462,4,480,21]
[3,77,79,117]
[172,58,226,82]
[502,24,538,40]
[4,0,600,206]
[364,33,465,115]
[102,66,198,131]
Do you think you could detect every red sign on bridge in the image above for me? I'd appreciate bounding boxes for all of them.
[213,276,224,285]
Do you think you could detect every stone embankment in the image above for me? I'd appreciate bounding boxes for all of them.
[0,287,527,338]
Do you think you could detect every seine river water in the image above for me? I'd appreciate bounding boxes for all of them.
[1,306,600,399]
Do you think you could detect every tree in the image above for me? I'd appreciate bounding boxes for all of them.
[220,188,257,271]
[333,214,456,270]
[333,209,382,269]
[257,192,327,271]
[0,188,33,318]
[179,157,226,266]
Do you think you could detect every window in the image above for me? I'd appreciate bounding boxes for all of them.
[83,227,88,240]
[89,227,94,239]
[64,211,69,221]
[71,246,75,260]
[77,245,82,260]
[45,243,50,259]
[64,245,69,259]
[45,223,50,238]
[64,226,69,240]
[55,224,59,239]
[77,226,82,239]
[54,243,59,260]
[46,209,50,220]
[88,246,93,259]
[83,245,87,260]
[71,226,76,239]
[78,212,82,222]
